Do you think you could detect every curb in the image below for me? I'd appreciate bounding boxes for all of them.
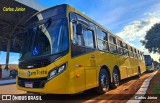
[127,70,158,103]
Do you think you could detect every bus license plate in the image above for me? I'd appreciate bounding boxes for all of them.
[25,82,33,88]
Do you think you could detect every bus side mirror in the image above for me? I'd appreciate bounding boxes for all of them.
[76,23,83,35]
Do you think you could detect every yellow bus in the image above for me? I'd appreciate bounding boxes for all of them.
[16,4,146,94]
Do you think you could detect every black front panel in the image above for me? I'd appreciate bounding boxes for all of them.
[19,59,51,69]
[18,77,47,88]
[19,51,68,69]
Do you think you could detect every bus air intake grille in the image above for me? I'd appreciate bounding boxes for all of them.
[19,59,51,69]
[18,77,47,88]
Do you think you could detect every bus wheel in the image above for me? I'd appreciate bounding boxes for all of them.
[111,69,120,89]
[137,68,141,78]
[95,69,109,94]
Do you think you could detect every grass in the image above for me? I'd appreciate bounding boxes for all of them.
[142,70,160,103]
[154,86,160,94]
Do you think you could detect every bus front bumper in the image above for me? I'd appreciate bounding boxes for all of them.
[16,73,70,94]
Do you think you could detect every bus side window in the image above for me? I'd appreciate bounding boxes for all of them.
[140,52,142,60]
[97,28,109,51]
[137,50,140,60]
[109,35,117,53]
[72,23,83,46]
[71,23,85,57]
[123,43,129,56]
[117,40,123,55]
[138,51,141,60]
[83,27,95,48]
[135,49,138,59]
[97,28,108,41]
[129,46,134,57]
[141,53,144,60]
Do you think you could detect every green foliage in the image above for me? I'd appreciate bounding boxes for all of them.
[141,23,160,53]
[154,84,160,94]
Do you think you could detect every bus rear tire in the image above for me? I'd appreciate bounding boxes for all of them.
[95,69,109,94]
[110,69,120,89]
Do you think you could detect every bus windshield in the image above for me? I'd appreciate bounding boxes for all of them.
[20,18,68,60]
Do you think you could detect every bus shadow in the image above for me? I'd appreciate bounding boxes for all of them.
[41,89,100,101]
[120,71,153,85]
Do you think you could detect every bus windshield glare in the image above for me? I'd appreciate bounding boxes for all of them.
[20,18,68,60]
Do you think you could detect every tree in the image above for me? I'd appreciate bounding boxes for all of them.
[141,23,160,53]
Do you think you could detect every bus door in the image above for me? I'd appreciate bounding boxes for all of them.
[127,57,133,77]
[82,27,97,90]
[124,48,133,77]
[128,51,134,77]
[71,22,97,92]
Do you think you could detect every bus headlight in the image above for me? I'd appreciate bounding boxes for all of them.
[48,62,68,80]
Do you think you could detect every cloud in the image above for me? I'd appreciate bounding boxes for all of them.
[116,1,160,41]
[116,17,160,42]
[150,53,160,62]
[139,46,160,62]
[115,2,160,62]
[123,16,160,62]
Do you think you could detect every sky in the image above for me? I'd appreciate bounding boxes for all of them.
[0,0,160,64]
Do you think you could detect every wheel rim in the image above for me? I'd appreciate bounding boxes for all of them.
[100,73,109,91]
[113,72,119,86]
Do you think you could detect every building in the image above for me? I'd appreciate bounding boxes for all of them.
[0,64,18,70]
[0,0,46,69]
[0,0,46,78]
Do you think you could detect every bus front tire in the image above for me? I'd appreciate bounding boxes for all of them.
[95,69,109,94]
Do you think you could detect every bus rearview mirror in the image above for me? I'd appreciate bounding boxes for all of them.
[76,23,83,35]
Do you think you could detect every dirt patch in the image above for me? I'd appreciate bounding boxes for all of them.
[89,72,154,103]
